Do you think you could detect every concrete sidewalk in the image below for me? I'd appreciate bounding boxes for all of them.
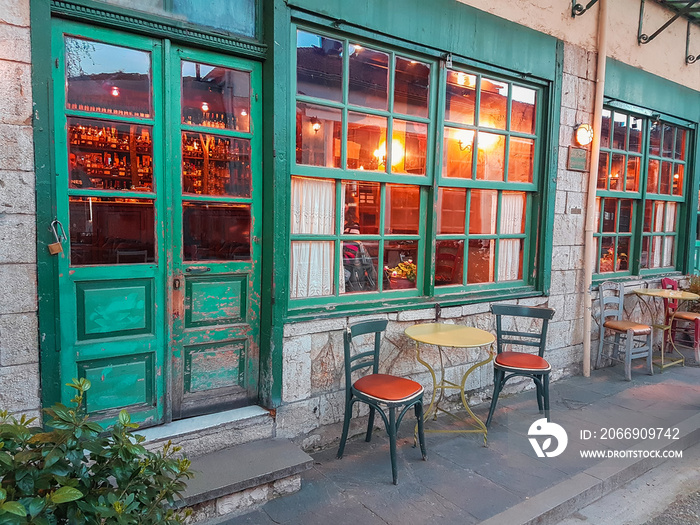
[219,363,700,525]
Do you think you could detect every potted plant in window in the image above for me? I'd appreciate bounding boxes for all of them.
[384,260,417,289]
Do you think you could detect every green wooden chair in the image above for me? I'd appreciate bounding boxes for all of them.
[485,304,556,427]
[337,319,427,485]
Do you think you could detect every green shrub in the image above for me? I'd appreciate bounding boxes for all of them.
[0,379,193,524]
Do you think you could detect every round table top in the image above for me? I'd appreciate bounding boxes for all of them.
[633,288,700,301]
[404,323,495,348]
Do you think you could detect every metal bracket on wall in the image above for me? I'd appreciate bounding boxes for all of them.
[638,0,700,47]
[687,20,700,63]
[572,0,600,17]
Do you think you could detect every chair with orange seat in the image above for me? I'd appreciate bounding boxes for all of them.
[485,304,556,427]
[661,277,700,361]
[596,281,653,381]
[337,319,427,484]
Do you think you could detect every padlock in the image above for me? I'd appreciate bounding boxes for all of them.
[48,242,63,255]
[49,219,66,256]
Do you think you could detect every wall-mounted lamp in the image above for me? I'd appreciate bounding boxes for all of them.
[310,117,321,133]
[574,123,593,146]
[455,129,474,152]
[651,113,661,127]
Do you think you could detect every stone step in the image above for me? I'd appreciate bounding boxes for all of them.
[182,438,313,522]
[139,406,274,458]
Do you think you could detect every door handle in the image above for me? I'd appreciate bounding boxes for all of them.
[186,266,211,274]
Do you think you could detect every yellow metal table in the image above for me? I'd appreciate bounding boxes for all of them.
[404,323,495,445]
[633,288,700,370]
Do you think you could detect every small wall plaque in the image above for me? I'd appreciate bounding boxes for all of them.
[568,147,589,172]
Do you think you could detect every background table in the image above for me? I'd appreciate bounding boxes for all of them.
[404,323,495,444]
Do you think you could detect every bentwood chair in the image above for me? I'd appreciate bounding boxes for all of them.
[661,277,700,360]
[596,281,653,381]
[337,319,427,484]
[486,304,555,427]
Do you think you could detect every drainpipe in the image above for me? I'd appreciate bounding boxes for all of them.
[582,0,608,377]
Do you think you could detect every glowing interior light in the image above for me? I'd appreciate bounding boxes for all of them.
[374,139,404,167]
[457,72,467,86]
[240,110,248,116]
[201,102,209,112]
[111,86,120,97]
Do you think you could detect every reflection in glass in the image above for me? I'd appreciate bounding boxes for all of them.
[467,239,494,283]
[629,117,643,153]
[643,200,653,232]
[290,241,334,297]
[437,187,466,234]
[342,240,378,294]
[673,164,684,196]
[443,127,473,179]
[342,180,380,235]
[602,199,617,232]
[597,152,609,189]
[349,45,388,110]
[675,128,686,160]
[385,185,420,234]
[392,120,427,175]
[296,31,342,102]
[182,61,250,131]
[445,70,476,125]
[647,159,659,194]
[601,109,611,149]
[183,202,251,261]
[68,117,153,191]
[650,122,661,156]
[662,124,674,157]
[476,132,506,181]
[394,57,430,118]
[508,137,534,183]
[435,240,464,286]
[599,236,615,273]
[479,78,507,129]
[182,133,251,197]
[610,153,625,191]
[69,196,155,265]
[617,237,630,271]
[660,161,671,195]
[347,112,387,171]
[625,156,640,192]
[296,103,342,168]
[619,200,633,233]
[510,86,536,134]
[612,113,627,150]
[383,241,418,290]
[65,37,151,118]
[469,189,497,235]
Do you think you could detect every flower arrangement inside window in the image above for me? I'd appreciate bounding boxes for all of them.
[599,245,628,273]
[385,260,417,289]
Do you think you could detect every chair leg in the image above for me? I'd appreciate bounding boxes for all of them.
[415,401,427,460]
[694,318,700,363]
[646,333,653,376]
[365,406,375,442]
[543,374,550,422]
[624,330,633,381]
[535,378,543,413]
[613,332,621,362]
[337,398,353,459]
[595,330,605,369]
[388,407,398,485]
[486,368,504,427]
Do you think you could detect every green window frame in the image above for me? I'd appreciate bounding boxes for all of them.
[594,108,691,277]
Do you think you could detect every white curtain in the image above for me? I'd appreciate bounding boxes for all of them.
[498,192,525,281]
[651,201,664,268]
[663,202,676,267]
[290,177,335,298]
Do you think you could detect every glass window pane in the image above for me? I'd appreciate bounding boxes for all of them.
[65,37,152,118]
[599,236,615,273]
[510,86,536,134]
[443,127,473,179]
[445,70,476,125]
[653,201,664,232]
[601,109,611,149]
[619,200,633,233]
[675,128,687,160]
[602,199,617,233]
[643,201,653,233]
[342,240,378,293]
[663,237,674,267]
[349,45,388,110]
[69,196,155,265]
[290,241,334,297]
[290,177,335,235]
[665,202,677,232]
[625,156,640,192]
[383,241,418,290]
[641,236,651,268]
[296,31,342,102]
[296,103,342,168]
[647,159,659,194]
[467,239,495,283]
[347,112,388,171]
[68,117,153,191]
[182,61,250,131]
[595,197,601,232]
[437,187,466,234]
[183,202,250,261]
[617,237,630,271]
[469,189,497,235]
[650,121,661,156]
[597,152,609,189]
[342,181,380,235]
[435,240,464,286]
[394,57,430,118]
[673,164,684,196]
[660,161,672,195]
[385,185,420,234]
[628,117,643,153]
[612,113,627,150]
[651,236,663,268]
[476,132,506,181]
[508,137,534,183]
[610,154,625,191]
[392,120,427,175]
[479,78,508,129]
[662,124,674,157]
[500,192,526,234]
[182,133,251,197]
[498,239,523,281]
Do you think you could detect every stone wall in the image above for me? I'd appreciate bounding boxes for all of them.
[275,44,600,451]
[0,0,40,418]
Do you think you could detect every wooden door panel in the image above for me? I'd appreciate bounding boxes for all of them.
[185,275,247,327]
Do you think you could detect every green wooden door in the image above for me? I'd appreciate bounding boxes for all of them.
[50,21,261,423]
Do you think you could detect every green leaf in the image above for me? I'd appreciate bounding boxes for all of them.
[27,497,46,518]
[0,501,27,517]
[118,410,131,426]
[50,486,83,504]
